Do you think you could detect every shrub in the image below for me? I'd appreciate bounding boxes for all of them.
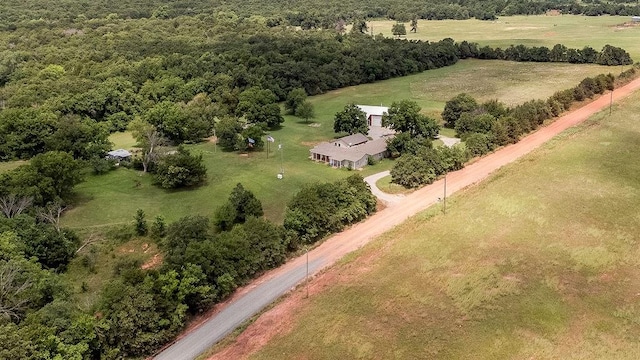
[134,209,148,236]
[465,133,495,157]
[154,146,207,189]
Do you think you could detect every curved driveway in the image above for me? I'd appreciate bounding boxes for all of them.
[154,77,640,360]
[363,170,403,205]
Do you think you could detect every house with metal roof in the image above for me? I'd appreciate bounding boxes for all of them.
[357,105,389,127]
[310,134,389,169]
[106,149,132,161]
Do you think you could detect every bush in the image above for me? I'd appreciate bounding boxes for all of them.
[89,156,116,174]
[154,146,207,189]
[390,154,436,188]
[134,209,148,236]
[465,133,496,157]
[283,175,376,244]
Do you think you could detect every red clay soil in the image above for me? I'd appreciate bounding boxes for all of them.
[203,77,640,360]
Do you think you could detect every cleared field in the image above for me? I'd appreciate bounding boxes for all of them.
[0,159,26,173]
[370,15,640,60]
[62,60,611,228]
[246,90,640,358]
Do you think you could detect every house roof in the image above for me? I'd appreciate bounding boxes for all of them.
[335,133,369,146]
[357,105,389,118]
[311,138,389,163]
[107,149,132,158]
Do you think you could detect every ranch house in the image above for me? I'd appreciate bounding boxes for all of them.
[310,133,389,169]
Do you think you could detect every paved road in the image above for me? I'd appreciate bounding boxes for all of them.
[154,257,325,360]
[363,170,403,205]
[154,77,640,360]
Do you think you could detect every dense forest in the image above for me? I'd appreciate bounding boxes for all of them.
[1,0,640,26]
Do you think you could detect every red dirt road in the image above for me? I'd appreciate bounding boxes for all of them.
[203,77,640,360]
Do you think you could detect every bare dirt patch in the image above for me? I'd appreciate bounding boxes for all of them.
[206,135,218,144]
[141,253,163,270]
[611,22,640,31]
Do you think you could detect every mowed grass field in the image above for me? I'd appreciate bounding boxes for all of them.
[62,60,613,228]
[246,91,640,359]
[370,15,640,60]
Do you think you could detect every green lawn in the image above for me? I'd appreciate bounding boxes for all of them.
[375,175,412,195]
[108,131,138,150]
[62,59,611,229]
[370,15,640,60]
[0,160,27,174]
[247,78,640,360]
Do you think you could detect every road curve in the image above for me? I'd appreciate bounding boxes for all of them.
[363,170,404,205]
[154,77,640,360]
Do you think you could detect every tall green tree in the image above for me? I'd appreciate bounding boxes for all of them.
[46,116,111,160]
[382,100,439,138]
[295,101,315,123]
[333,104,368,135]
[0,151,83,206]
[215,183,264,231]
[284,88,307,115]
[441,93,479,128]
[154,147,207,189]
[392,23,407,38]
[236,87,283,128]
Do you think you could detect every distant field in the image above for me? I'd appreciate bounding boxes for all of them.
[62,60,610,228]
[247,90,640,359]
[370,15,640,60]
[108,131,138,150]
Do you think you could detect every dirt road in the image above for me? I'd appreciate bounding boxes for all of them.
[154,77,640,360]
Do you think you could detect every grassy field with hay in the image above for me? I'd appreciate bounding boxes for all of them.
[370,15,640,60]
[247,87,640,359]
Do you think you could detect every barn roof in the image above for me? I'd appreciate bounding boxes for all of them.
[357,105,389,118]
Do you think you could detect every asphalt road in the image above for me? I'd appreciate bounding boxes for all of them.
[154,77,640,360]
[154,256,325,360]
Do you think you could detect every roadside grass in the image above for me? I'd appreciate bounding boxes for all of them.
[371,15,640,60]
[375,175,412,195]
[247,91,640,359]
[63,60,611,229]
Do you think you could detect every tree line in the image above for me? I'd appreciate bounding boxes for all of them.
[390,66,639,188]
[2,0,640,28]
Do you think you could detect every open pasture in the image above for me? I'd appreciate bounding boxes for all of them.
[247,90,640,359]
[371,15,640,60]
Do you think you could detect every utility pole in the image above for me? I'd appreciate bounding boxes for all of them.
[279,142,284,176]
[609,90,613,116]
[306,246,309,298]
[443,173,447,215]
